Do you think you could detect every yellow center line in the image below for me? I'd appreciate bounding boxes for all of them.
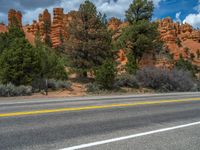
[0,97,200,118]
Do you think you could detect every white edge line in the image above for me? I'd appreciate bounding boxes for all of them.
[60,121,200,150]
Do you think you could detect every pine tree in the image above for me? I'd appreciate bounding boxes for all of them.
[125,0,154,24]
[65,0,112,77]
[0,25,41,85]
[125,52,138,74]
[34,31,68,81]
[117,0,161,66]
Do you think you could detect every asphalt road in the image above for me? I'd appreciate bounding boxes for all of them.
[0,92,200,150]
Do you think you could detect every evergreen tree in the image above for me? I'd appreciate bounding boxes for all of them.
[0,25,41,85]
[0,20,24,54]
[65,0,112,77]
[125,52,138,74]
[126,0,154,24]
[34,31,68,81]
[117,0,161,66]
[117,20,159,64]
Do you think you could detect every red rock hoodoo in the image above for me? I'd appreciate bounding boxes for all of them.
[51,8,64,48]
[8,9,22,28]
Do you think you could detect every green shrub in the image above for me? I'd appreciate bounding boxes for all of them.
[95,60,116,89]
[0,83,32,97]
[136,67,195,92]
[114,74,139,88]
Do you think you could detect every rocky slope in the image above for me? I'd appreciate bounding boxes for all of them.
[108,17,200,69]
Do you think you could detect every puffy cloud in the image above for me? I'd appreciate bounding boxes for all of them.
[183,13,200,28]
[183,0,200,28]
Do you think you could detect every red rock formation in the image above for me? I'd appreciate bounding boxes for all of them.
[8,9,22,28]
[0,24,8,33]
[51,8,64,48]
[108,17,122,31]
[25,8,77,48]
[26,9,51,40]
[158,17,200,67]
[108,17,200,69]
[3,8,200,68]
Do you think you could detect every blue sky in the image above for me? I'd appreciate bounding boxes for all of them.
[0,0,200,28]
[154,0,199,22]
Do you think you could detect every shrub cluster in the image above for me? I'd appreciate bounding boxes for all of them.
[0,83,32,97]
[86,83,101,93]
[136,67,195,92]
[114,74,139,88]
[47,79,71,90]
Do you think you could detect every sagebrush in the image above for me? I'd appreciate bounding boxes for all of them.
[136,67,195,92]
[0,83,32,97]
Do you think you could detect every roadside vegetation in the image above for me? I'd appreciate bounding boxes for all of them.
[0,0,199,97]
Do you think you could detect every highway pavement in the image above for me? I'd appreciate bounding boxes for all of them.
[0,92,200,150]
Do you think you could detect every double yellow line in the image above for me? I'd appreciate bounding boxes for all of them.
[0,97,200,118]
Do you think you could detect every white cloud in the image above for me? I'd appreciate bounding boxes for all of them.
[183,13,200,28]
[183,0,200,28]
[19,0,165,24]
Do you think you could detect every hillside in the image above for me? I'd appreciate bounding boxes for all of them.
[0,8,200,69]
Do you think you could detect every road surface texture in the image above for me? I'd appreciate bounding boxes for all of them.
[0,92,200,150]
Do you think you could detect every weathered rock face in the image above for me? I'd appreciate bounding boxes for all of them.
[8,9,22,28]
[191,30,200,42]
